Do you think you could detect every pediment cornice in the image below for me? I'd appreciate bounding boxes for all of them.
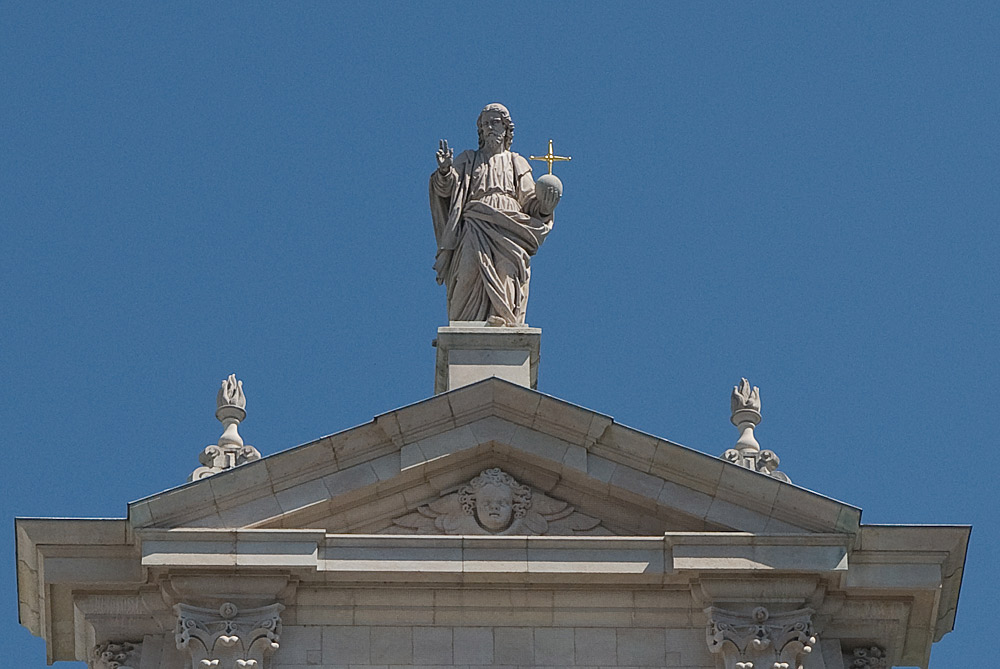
[127,378,860,538]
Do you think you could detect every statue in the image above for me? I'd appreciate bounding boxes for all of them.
[430,103,563,326]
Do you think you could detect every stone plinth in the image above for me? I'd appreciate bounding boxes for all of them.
[434,322,540,394]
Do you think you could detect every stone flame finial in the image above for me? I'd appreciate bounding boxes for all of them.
[730,378,761,452]
[722,378,790,483]
[190,374,261,482]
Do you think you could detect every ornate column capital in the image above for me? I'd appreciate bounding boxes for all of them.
[174,601,283,669]
[706,605,817,669]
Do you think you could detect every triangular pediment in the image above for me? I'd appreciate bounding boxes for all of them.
[129,378,860,537]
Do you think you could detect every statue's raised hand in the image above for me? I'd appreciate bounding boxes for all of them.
[436,139,453,173]
[536,180,562,216]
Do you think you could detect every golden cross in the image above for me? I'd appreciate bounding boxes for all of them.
[529,139,571,175]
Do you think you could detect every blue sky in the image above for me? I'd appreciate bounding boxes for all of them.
[2,3,997,665]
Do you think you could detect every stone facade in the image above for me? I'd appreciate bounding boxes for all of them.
[16,375,969,669]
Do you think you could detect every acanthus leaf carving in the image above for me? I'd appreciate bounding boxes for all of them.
[174,601,283,669]
[706,606,817,669]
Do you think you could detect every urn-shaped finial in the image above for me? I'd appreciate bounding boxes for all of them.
[189,374,261,481]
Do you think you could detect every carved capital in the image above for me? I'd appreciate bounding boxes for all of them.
[847,646,888,668]
[174,601,283,669]
[706,606,817,669]
[93,641,141,669]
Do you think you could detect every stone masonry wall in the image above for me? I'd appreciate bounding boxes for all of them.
[272,625,714,669]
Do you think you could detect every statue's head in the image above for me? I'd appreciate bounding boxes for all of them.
[477,103,514,151]
[459,467,531,532]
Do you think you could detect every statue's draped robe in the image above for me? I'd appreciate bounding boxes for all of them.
[430,149,552,325]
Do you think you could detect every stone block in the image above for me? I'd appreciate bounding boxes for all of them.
[773,484,856,533]
[446,376,496,419]
[147,482,218,525]
[412,626,453,665]
[717,463,780,511]
[534,627,575,665]
[601,426,659,472]
[274,478,332,514]
[265,442,337,487]
[216,494,284,528]
[617,628,666,666]
[322,626,370,665]
[494,627,534,665]
[586,454,618,484]
[453,626,494,664]
[410,424,479,465]
[664,628,708,662]
[128,501,154,527]
[510,425,571,465]
[657,480,713,520]
[208,459,273,506]
[609,464,664,507]
[574,627,617,666]
[323,463,379,497]
[561,443,588,474]
[370,452,401,482]
[275,626,321,665]
[370,626,413,664]
[435,324,541,394]
[395,393,456,443]
[704,497,769,533]
[467,416,519,446]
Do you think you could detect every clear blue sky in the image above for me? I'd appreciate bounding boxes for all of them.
[2,3,997,666]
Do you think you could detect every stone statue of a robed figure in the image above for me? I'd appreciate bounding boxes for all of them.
[430,103,563,326]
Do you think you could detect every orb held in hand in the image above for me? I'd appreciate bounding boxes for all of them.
[535,173,563,200]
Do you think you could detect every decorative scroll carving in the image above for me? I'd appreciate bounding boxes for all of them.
[93,641,140,669]
[847,646,888,668]
[386,467,608,535]
[706,606,817,669]
[190,375,261,481]
[174,601,283,669]
[723,378,791,483]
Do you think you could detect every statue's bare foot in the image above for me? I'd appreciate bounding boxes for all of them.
[486,316,506,327]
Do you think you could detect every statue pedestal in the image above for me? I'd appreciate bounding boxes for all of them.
[433,322,540,394]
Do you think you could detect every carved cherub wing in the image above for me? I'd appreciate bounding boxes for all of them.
[386,493,465,534]
[524,491,608,535]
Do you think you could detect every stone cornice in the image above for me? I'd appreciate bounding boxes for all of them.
[17,518,968,668]
[134,530,853,583]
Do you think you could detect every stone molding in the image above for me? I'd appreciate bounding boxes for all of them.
[174,601,283,669]
[93,641,141,669]
[705,605,817,669]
